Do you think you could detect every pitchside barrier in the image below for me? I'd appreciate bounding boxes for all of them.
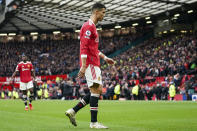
[0,74,67,90]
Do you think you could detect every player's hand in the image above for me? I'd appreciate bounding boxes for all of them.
[105,57,115,65]
[33,78,37,84]
[78,66,86,78]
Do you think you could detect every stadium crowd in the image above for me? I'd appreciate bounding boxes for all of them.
[0,39,79,76]
[0,31,141,77]
[103,34,197,80]
[100,34,197,100]
[0,31,197,100]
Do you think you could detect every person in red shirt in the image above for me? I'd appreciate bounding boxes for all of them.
[11,54,36,111]
[65,2,114,129]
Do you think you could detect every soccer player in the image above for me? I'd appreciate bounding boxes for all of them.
[65,2,115,129]
[11,54,36,111]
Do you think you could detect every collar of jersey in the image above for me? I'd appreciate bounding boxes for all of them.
[89,19,95,25]
[22,61,28,64]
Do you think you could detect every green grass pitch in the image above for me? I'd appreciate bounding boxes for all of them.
[0,100,197,131]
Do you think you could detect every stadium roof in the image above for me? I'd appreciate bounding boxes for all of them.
[0,0,197,33]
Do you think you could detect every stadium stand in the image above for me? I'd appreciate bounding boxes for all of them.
[0,32,196,100]
[101,34,197,100]
[0,30,145,77]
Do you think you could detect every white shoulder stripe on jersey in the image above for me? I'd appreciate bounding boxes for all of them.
[89,21,92,26]
[89,19,95,25]
[81,54,87,58]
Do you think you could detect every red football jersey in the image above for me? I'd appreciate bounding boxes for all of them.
[15,61,33,83]
[80,19,100,67]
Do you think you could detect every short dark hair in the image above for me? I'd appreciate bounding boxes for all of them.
[92,2,106,12]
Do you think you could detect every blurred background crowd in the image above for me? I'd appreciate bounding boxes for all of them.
[0,29,197,101]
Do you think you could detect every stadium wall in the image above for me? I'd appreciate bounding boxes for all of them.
[0,74,67,89]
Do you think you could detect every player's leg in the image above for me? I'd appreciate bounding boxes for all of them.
[65,65,93,126]
[88,65,108,129]
[89,83,101,125]
[65,92,90,127]
[73,92,90,112]
[28,88,34,110]
[20,82,28,111]
[72,65,94,113]
[89,83,108,129]
[22,90,28,111]
[27,81,34,110]
[89,83,102,123]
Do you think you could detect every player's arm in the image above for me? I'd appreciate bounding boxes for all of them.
[78,43,88,78]
[11,70,18,82]
[78,56,87,78]
[31,70,36,80]
[11,65,19,82]
[31,64,37,82]
[78,26,91,78]
[99,51,115,65]
[11,71,17,78]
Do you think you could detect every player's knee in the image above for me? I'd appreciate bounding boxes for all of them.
[90,83,102,94]
[97,87,102,94]
[97,84,103,94]
[22,94,27,100]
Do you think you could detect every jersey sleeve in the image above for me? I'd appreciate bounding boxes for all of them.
[30,63,34,71]
[80,25,93,58]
